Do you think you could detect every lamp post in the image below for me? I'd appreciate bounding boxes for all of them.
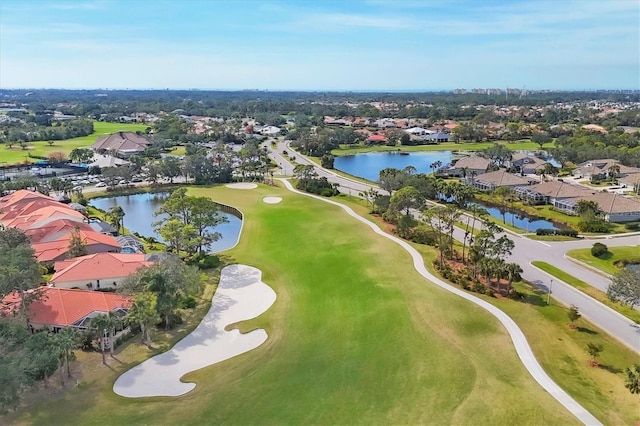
[547,279,553,305]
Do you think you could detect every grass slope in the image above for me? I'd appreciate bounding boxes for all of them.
[531,261,640,324]
[566,246,640,276]
[8,183,576,425]
[2,121,148,164]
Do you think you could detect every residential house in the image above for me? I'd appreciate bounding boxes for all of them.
[260,126,281,136]
[1,287,131,332]
[366,134,389,144]
[424,131,451,142]
[465,170,537,191]
[519,181,640,222]
[448,156,492,176]
[507,153,547,175]
[50,252,153,290]
[573,159,620,180]
[92,131,153,158]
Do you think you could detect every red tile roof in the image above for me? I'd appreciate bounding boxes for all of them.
[366,134,388,142]
[1,287,131,328]
[26,219,95,243]
[51,253,152,283]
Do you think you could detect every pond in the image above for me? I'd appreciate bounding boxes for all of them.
[90,192,242,253]
[333,151,454,181]
[470,201,565,232]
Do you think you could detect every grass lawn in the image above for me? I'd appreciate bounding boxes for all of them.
[167,145,186,156]
[531,261,640,325]
[337,196,640,425]
[1,121,148,165]
[332,139,553,156]
[6,183,578,425]
[566,246,640,276]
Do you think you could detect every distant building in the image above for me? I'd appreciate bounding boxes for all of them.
[92,131,153,158]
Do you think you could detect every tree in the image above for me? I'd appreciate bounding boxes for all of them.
[586,342,604,366]
[503,262,523,292]
[89,313,120,364]
[53,328,80,384]
[67,226,88,259]
[531,131,552,149]
[69,148,94,164]
[388,186,422,218]
[624,364,640,394]
[493,186,514,224]
[320,154,335,169]
[567,305,581,328]
[607,268,640,308]
[106,206,125,233]
[120,255,201,329]
[607,164,620,182]
[359,188,380,213]
[0,229,43,322]
[127,292,161,348]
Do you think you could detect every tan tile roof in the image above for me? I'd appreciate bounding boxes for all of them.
[453,156,492,170]
[473,170,536,186]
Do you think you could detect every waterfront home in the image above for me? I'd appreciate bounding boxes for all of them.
[507,153,547,175]
[448,156,492,176]
[465,170,537,191]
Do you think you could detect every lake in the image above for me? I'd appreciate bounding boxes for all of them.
[470,202,564,232]
[90,192,242,253]
[333,151,454,181]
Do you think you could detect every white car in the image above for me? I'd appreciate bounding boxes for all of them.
[95,182,107,187]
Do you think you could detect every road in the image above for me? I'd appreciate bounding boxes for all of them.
[269,140,639,353]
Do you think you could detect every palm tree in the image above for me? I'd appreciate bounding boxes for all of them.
[106,206,125,233]
[54,328,80,383]
[607,164,620,182]
[504,262,523,293]
[624,364,640,394]
[90,313,120,364]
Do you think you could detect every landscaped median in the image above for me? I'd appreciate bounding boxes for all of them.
[531,261,640,324]
[566,246,640,276]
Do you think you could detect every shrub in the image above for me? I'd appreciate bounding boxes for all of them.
[536,228,578,237]
[198,254,220,270]
[179,295,197,309]
[624,222,640,231]
[591,242,609,258]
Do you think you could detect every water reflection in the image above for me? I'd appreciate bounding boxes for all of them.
[90,192,242,253]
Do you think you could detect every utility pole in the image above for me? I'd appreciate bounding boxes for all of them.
[547,279,553,305]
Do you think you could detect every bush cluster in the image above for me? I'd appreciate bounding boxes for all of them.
[536,228,578,237]
[591,242,609,258]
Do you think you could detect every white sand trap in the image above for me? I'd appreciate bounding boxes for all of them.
[263,196,282,204]
[113,264,276,398]
[226,182,257,189]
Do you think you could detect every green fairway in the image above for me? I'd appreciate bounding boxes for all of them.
[1,121,148,165]
[8,183,579,425]
[566,246,640,276]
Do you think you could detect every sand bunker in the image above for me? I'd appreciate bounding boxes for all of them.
[226,182,257,189]
[113,264,276,398]
[263,196,282,204]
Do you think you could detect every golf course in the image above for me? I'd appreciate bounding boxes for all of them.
[7,182,639,425]
[1,121,148,165]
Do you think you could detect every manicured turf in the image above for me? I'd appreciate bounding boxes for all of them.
[531,261,640,324]
[566,246,640,276]
[7,183,577,425]
[1,121,148,165]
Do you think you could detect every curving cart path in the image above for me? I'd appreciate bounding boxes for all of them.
[279,178,602,426]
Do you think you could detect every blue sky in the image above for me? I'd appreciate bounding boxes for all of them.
[1,0,638,90]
